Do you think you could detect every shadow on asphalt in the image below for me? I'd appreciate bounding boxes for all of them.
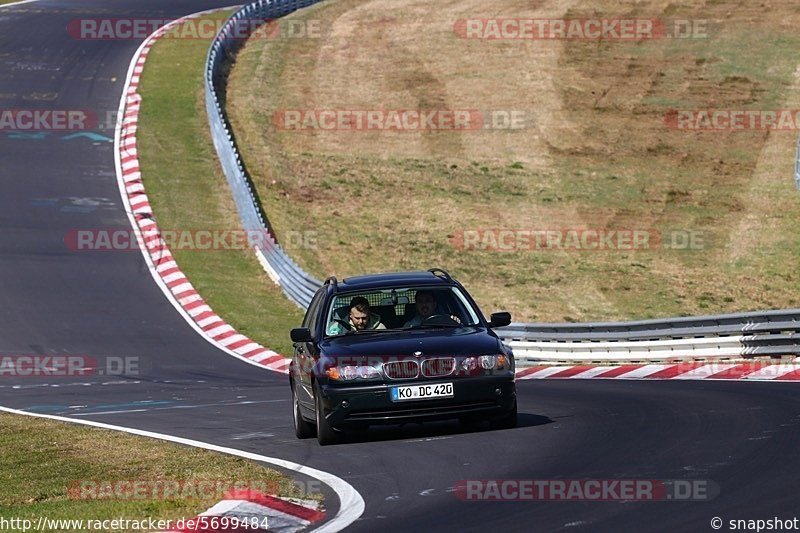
[516,412,555,428]
[328,412,554,445]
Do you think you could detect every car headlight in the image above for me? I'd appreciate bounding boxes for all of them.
[461,355,508,373]
[326,365,381,381]
[479,355,496,369]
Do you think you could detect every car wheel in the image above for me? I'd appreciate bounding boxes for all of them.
[490,399,518,430]
[314,382,341,445]
[292,381,315,439]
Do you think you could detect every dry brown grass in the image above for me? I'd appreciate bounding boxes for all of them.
[227,0,800,322]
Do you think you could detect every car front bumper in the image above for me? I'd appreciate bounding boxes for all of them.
[318,376,516,428]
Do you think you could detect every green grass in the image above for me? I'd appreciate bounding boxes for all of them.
[0,413,308,532]
[135,10,303,356]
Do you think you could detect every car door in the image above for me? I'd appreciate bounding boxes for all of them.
[295,288,326,411]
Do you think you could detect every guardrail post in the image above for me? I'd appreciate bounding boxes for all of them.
[795,136,800,190]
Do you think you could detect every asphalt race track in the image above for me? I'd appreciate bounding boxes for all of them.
[2,2,800,531]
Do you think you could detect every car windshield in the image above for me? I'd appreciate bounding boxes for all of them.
[324,286,482,337]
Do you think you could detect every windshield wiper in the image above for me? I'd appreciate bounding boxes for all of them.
[407,323,464,329]
[343,328,400,335]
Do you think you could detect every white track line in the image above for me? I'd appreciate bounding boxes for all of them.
[0,406,364,532]
[0,0,40,8]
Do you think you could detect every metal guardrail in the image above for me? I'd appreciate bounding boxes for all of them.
[205,0,324,309]
[796,136,800,190]
[204,2,800,362]
[499,309,800,338]
[497,310,800,362]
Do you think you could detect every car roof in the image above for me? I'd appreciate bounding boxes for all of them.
[334,270,455,292]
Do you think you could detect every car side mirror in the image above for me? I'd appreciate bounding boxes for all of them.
[488,312,511,328]
[290,327,313,343]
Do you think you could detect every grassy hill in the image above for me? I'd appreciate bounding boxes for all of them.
[226,0,800,322]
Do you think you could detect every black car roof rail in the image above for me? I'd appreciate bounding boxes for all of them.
[427,268,452,281]
[324,276,338,288]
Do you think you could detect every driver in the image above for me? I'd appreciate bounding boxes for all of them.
[403,290,461,327]
[330,297,386,334]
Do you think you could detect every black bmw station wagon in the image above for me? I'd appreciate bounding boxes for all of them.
[289,268,517,445]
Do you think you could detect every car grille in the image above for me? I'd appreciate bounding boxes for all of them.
[383,360,419,380]
[421,357,455,377]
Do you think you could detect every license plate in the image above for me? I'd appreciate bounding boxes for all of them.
[390,382,454,402]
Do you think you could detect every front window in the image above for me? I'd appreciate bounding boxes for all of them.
[325,286,481,337]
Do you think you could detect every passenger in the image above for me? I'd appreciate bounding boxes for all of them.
[330,296,386,334]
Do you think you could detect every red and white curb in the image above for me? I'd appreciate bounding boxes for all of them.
[163,490,325,533]
[516,361,800,381]
[113,7,290,376]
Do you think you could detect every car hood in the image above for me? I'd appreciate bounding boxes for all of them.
[320,327,503,357]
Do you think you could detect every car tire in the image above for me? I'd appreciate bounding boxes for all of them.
[292,381,315,439]
[314,382,341,445]
[490,399,518,430]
